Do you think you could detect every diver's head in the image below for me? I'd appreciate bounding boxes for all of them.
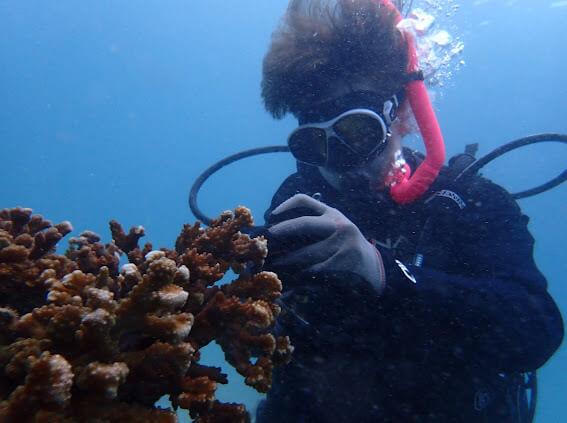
[289,87,409,194]
[261,0,409,117]
[261,0,411,195]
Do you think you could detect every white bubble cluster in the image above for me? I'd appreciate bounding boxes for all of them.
[398,1,465,90]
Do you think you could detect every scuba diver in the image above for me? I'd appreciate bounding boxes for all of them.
[254,1,564,421]
[191,0,565,421]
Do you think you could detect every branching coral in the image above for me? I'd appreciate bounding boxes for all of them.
[0,207,292,422]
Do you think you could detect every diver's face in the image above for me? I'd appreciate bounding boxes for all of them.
[298,82,405,195]
[318,131,402,194]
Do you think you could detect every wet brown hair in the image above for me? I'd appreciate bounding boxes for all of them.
[262,0,409,119]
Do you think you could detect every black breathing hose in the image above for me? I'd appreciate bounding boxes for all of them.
[189,134,566,224]
[189,145,290,225]
[456,133,567,200]
[527,372,538,423]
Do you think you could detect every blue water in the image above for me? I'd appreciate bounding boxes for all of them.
[1,0,565,421]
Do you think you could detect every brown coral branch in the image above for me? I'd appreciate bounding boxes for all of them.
[109,220,145,254]
[0,206,291,422]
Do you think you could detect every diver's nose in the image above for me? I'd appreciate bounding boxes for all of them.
[324,136,360,172]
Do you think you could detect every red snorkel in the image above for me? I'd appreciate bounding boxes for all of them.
[379,0,446,204]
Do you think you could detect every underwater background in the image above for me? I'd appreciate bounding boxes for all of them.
[1,0,565,421]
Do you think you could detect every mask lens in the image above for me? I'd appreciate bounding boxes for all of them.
[333,113,386,157]
[288,128,327,166]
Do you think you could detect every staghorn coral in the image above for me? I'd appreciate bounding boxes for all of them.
[0,207,293,423]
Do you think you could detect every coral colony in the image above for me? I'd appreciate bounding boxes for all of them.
[0,207,292,422]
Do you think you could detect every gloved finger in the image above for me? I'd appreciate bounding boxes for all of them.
[270,237,339,270]
[268,215,336,244]
[269,194,328,224]
[306,247,346,275]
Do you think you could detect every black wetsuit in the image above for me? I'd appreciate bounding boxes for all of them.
[256,150,564,423]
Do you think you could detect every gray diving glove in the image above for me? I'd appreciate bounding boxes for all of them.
[265,194,386,295]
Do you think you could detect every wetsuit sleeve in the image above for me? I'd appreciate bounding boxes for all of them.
[380,180,564,373]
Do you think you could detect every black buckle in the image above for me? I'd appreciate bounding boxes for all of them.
[405,70,425,83]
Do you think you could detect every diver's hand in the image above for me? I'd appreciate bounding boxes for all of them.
[266,194,385,294]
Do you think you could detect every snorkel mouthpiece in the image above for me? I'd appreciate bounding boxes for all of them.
[377,0,446,204]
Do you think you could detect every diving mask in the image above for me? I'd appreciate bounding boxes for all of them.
[288,96,400,170]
